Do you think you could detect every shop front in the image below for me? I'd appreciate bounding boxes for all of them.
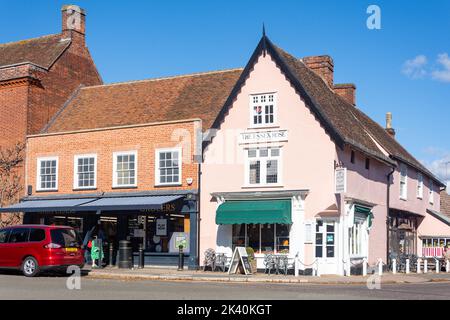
[388,209,419,259]
[212,190,307,271]
[2,192,199,269]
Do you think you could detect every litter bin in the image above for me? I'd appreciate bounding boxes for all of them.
[118,240,133,269]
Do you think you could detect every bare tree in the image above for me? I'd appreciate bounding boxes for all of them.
[0,142,25,228]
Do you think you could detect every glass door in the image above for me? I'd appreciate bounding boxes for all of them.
[315,220,337,274]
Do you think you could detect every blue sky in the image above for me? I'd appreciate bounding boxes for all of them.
[1,0,449,185]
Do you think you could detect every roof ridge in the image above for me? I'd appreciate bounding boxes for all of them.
[0,33,64,48]
[81,68,244,90]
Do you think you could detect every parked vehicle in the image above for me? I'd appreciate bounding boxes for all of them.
[0,225,84,277]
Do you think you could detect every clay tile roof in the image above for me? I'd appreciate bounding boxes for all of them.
[272,43,443,185]
[0,34,70,69]
[441,191,450,218]
[273,45,392,164]
[43,69,243,133]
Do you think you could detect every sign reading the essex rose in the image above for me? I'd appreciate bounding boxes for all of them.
[239,130,288,144]
[335,167,347,194]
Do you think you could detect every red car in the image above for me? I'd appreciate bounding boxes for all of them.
[0,225,84,277]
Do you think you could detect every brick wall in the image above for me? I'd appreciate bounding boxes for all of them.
[26,120,201,197]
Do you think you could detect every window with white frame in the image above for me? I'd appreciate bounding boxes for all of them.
[429,179,434,204]
[246,147,281,185]
[417,173,423,199]
[113,151,137,187]
[349,216,366,257]
[400,164,408,200]
[155,148,181,185]
[37,157,58,191]
[250,93,276,127]
[74,155,97,189]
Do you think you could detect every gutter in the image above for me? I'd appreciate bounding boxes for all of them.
[386,166,395,264]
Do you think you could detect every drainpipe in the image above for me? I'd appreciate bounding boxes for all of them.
[386,166,395,264]
[196,161,201,270]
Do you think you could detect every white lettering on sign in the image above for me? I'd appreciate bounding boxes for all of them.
[335,167,347,194]
[239,130,288,144]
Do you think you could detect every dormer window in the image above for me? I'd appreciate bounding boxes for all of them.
[250,93,277,127]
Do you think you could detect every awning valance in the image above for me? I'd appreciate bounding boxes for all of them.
[354,204,374,228]
[0,195,183,213]
[216,200,291,225]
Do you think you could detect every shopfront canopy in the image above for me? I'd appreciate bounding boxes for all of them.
[0,195,184,213]
[216,199,292,225]
[355,204,374,228]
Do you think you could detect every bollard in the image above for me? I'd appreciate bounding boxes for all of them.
[417,258,422,274]
[446,260,450,273]
[345,259,351,277]
[392,259,397,274]
[178,245,184,271]
[108,242,114,267]
[378,258,383,276]
[362,258,367,277]
[424,259,428,273]
[315,260,320,277]
[435,259,440,274]
[294,259,299,277]
[138,244,144,269]
[406,259,410,274]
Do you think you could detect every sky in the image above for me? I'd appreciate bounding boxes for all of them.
[1,0,449,187]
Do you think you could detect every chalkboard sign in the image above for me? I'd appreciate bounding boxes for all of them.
[228,247,252,275]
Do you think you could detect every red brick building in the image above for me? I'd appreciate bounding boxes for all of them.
[0,5,102,222]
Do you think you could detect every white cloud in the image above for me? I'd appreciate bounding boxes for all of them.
[431,53,450,83]
[421,152,450,190]
[402,55,428,79]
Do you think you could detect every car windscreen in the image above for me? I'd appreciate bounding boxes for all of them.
[50,229,80,248]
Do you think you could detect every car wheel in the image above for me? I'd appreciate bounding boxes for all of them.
[22,256,40,277]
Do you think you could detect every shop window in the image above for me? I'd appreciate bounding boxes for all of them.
[349,216,366,257]
[315,220,335,258]
[74,154,97,189]
[250,93,277,127]
[231,223,290,254]
[128,214,189,254]
[113,151,137,187]
[37,157,58,191]
[246,148,281,186]
[156,148,182,186]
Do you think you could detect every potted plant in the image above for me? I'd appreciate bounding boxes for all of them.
[246,247,257,274]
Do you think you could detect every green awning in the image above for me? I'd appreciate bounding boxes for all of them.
[355,204,374,228]
[216,200,292,225]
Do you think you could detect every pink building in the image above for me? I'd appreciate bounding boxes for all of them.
[199,34,448,275]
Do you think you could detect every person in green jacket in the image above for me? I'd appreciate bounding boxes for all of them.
[91,236,103,268]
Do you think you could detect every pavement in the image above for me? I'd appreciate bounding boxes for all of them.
[84,266,450,285]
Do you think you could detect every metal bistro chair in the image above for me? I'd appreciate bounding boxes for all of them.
[277,255,290,275]
[263,254,276,275]
[214,253,229,272]
[203,248,216,271]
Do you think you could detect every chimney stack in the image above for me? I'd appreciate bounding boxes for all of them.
[334,83,356,106]
[303,55,334,87]
[385,112,396,138]
[61,5,86,40]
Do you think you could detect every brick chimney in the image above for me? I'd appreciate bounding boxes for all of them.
[61,5,86,41]
[303,55,334,87]
[385,112,396,138]
[334,83,356,106]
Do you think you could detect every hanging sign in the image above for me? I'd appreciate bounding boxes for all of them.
[335,167,347,194]
[228,247,252,275]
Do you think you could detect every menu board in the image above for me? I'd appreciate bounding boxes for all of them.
[228,247,252,275]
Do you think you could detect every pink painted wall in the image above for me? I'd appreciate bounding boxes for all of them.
[338,146,391,264]
[390,163,440,215]
[200,52,338,264]
[417,213,450,254]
